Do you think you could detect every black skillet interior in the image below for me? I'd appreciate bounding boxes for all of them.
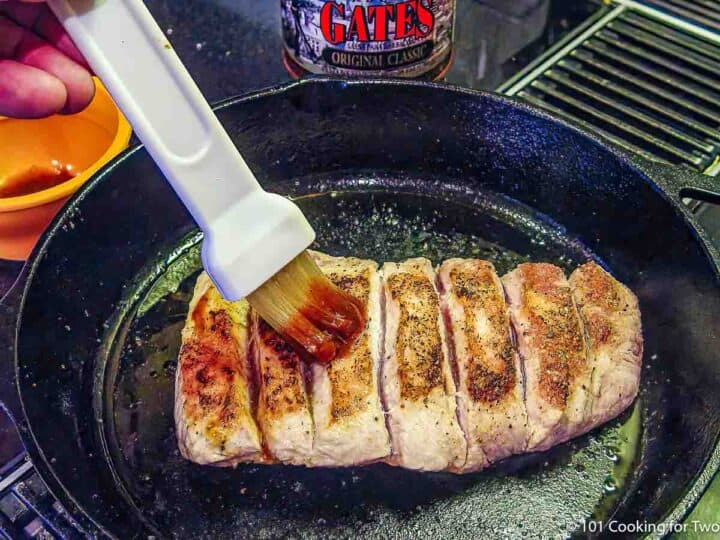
[4,79,720,539]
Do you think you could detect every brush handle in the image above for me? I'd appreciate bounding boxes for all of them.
[47,0,315,299]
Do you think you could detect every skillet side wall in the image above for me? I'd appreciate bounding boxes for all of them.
[13,81,720,537]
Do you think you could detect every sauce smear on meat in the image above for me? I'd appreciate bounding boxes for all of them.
[286,278,366,363]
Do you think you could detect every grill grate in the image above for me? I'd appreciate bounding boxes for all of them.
[640,0,720,32]
[500,6,720,172]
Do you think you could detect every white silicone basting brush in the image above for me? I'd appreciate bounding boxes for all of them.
[48,0,363,362]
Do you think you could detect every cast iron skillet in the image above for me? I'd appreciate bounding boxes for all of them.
[1,79,720,539]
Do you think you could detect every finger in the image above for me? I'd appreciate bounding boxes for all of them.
[0,15,94,114]
[0,2,43,29]
[0,59,67,118]
[0,2,89,68]
[32,7,89,68]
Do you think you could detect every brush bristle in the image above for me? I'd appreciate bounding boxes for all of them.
[247,251,364,363]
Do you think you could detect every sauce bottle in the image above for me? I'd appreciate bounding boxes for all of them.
[281,1,457,80]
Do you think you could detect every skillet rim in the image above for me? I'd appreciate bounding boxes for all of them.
[3,78,720,539]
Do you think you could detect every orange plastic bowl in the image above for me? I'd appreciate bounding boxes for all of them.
[0,79,131,260]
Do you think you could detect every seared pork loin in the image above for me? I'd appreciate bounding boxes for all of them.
[308,252,391,466]
[251,313,314,465]
[569,262,643,431]
[176,256,642,472]
[175,273,264,466]
[438,259,528,470]
[502,263,592,452]
[381,258,466,471]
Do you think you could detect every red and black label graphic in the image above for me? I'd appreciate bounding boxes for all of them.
[319,1,435,44]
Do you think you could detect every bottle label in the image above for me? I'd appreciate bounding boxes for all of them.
[282,0,456,77]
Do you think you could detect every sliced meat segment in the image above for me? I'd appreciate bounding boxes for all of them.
[382,258,466,471]
[251,313,313,465]
[570,262,643,430]
[438,259,528,469]
[175,273,264,466]
[308,252,391,466]
[502,263,591,451]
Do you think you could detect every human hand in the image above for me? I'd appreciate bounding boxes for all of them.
[0,0,94,118]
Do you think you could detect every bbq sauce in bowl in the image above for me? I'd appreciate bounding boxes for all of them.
[0,79,130,259]
[0,162,77,199]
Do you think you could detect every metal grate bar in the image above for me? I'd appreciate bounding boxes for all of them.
[498,7,627,97]
[519,90,674,165]
[544,68,716,153]
[689,0,720,15]
[557,58,720,142]
[658,0,720,22]
[0,461,32,494]
[640,0,720,30]
[528,80,708,167]
[621,11,720,58]
[584,38,720,106]
[570,49,720,126]
[607,21,720,73]
[594,29,720,90]
[499,4,720,173]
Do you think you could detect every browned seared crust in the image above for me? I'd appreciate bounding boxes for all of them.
[573,262,623,308]
[519,263,585,409]
[570,262,643,429]
[324,269,373,423]
[383,258,466,471]
[450,262,516,404]
[573,262,626,346]
[310,252,389,466]
[571,262,641,354]
[180,295,253,449]
[255,319,308,421]
[387,272,445,401]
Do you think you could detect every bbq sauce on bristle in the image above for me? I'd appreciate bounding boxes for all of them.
[247,251,365,363]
